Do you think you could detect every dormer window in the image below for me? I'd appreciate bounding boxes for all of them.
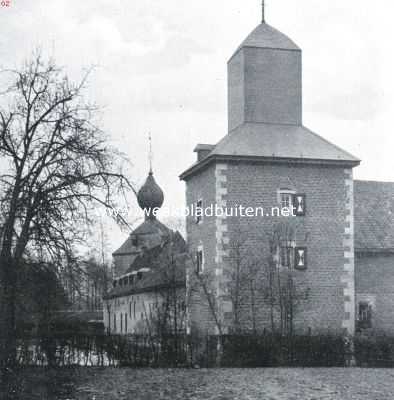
[132,236,139,246]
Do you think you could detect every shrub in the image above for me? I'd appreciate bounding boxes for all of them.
[354,334,394,367]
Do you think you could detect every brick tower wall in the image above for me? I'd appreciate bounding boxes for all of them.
[185,161,356,335]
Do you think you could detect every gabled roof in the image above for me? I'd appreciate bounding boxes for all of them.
[105,232,187,299]
[354,180,394,252]
[180,123,360,180]
[126,231,186,274]
[113,219,171,256]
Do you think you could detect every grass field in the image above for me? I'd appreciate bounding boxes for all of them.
[3,367,394,400]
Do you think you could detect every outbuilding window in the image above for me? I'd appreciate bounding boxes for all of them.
[358,302,372,329]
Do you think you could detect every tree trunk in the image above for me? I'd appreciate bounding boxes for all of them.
[250,279,257,335]
[0,254,17,372]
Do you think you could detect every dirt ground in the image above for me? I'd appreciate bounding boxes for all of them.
[3,367,394,400]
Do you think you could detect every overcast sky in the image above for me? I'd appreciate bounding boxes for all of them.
[1,0,393,253]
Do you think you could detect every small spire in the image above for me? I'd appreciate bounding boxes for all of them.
[148,132,153,174]
[262,0,265,23]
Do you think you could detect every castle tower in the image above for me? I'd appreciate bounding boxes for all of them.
[228,22,302,131]
[181,7,360,336]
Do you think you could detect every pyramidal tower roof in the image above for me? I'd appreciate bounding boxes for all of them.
[233,23,300,56]
[180,10,360,181]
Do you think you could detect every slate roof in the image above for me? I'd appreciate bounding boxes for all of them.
[354,180,394,252]
[180,123,360,180]
[231,23,300,60]
[113,219,171,256]
[105,232,187,299]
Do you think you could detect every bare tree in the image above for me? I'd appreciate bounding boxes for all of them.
[226,228,261,334]
[263,221,310,336]
[0,52,133,369]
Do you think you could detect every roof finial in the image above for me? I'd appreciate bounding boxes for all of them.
[148,132,153,174]
[262,0,265,23]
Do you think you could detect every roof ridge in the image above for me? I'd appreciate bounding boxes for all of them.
[355,179,394,185]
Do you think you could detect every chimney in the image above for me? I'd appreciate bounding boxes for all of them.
[194,144,215,162]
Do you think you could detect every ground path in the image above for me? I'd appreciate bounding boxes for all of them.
[5,367,394,399]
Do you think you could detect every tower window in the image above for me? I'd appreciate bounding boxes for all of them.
[294,247,307,270]
[196,248,204,274]
[280,193,293,209]
[277,189,306,217]
[195,199,203,224]
[280,245,293,268]
[293,194,306,216]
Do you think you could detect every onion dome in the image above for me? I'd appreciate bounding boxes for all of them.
[137,171,164,218]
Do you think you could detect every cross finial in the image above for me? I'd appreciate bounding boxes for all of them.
[148,132,153,174]
[262,0,265,23]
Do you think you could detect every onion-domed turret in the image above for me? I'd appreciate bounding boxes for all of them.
[137,171,164,218]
